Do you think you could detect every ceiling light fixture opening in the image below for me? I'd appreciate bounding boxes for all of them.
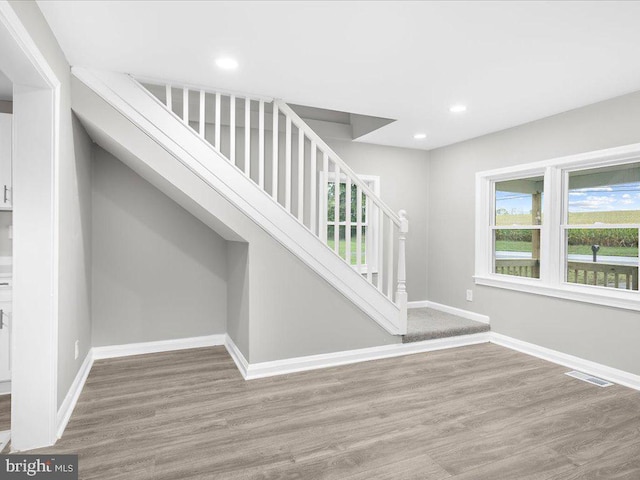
[413,133,427,140]
[449,104,467,113]
[215,57,239,70]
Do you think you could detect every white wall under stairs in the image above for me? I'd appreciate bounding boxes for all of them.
[71,69,401,363]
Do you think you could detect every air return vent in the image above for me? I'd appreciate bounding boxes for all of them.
[565,371,613,387]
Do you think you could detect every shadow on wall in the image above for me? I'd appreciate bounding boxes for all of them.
[91,146,228,346]
[71,114,92,298]
[0,101,11,114]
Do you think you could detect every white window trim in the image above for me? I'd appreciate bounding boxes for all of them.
[475,142,640,312]
[320,172,381,274]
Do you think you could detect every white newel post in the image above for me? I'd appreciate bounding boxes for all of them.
[396,210,409,334]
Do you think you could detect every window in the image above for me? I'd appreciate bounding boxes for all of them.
[564,163,639,291]
[322,173,380,272]
[476,144,640,311]
[494,176,544,279]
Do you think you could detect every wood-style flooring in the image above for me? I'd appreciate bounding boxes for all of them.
[0,394,9,431]
[28,343,640,479]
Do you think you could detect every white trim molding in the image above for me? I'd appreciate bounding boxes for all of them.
[407,300,490,325]
[0,0,62,451]
[54,334,227,440]
[475,142,640,313]
[475,275,640,312]
[0,381,10,395]
[44,329,640,443]
[407,300,429,309]
[72,68,402,336]
[224,335,249,379]
[490,332,640,391]
[241,333,490,380]
[56,350,93,439]
[92,335,226,360]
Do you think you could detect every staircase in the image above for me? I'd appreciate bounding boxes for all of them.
[71,68,409,337]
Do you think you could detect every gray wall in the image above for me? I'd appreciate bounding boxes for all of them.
[74,77,402,364]
[226,241,250,354]
[248,232,399,363]
[328,138,430,302]
[196,120,430,301]
[9,0,94,408]
[428,90,640,375]
[201,128,406,362]
[91,147,227,346]
[0,101,11,114]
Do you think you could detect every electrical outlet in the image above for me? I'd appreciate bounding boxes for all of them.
[74,340,79,360]
[466,289,473,302]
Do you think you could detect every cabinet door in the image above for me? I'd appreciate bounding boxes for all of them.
[0,301,10,382]
[0,114,11,209]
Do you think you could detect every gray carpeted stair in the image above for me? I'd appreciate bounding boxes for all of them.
[403,308,490,343]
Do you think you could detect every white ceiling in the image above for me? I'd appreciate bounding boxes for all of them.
[38,1,640,150]
[0,69,11,101]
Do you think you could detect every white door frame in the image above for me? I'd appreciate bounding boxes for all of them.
[0,1,60,451]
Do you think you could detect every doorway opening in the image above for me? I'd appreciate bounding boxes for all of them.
[0,2,60,452]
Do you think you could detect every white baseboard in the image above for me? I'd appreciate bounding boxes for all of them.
[224,335,249,379]
[490,332,640,391]
[241,333,491,380]
[234,330,640,391]
[56,350,94,438]
[48,327,640,445]
[0,381,10,395]
[55,334,226,439]
[92,334,226,360]
[408,300,490,325]
[407,300,429,309]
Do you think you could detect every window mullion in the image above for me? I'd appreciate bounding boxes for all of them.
[477,143,640,306]
[542,166,563,286]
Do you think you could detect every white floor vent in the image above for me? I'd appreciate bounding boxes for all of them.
[565,371,614,387]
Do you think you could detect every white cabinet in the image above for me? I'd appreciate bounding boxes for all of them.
[0,114,11,210]
[0,298,10,383]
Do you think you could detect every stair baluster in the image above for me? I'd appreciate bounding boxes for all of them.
[258,100,265,189]
[285,116,292,211]
[139,77,410,331]
[198,90,205,137]
[244,98,251,177]
[271,103,279,200]
[297,129,304,222]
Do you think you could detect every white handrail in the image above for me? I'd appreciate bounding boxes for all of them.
[275,100,401,227]
[136,77,409,321]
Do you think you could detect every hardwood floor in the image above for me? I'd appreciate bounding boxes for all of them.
[0,394,9,431]
[27,344,640,479]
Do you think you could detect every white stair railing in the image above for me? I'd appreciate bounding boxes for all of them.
[137,78,408,331]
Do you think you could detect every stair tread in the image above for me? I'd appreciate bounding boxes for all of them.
[402,308,490,343]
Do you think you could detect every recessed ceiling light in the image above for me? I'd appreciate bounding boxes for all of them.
[215,57,238,70]
[413,133,427,140]
[449,104,467,113]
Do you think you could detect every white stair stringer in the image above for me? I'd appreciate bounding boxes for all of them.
[72,68,402,335]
